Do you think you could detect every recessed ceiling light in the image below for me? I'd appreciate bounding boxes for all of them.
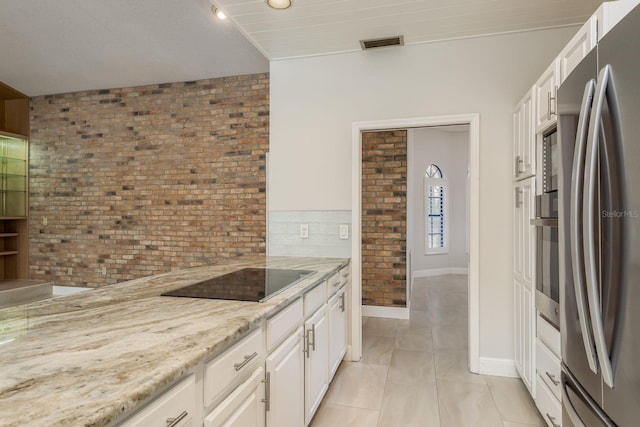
[266,0,292,10]
[212,6,226,19]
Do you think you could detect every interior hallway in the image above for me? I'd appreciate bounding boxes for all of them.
[311,274,545,427]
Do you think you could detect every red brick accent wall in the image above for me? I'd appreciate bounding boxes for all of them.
[28,74,269,287]
[361,130,407,307]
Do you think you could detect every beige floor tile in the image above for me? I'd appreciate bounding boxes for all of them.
[361,335,395,365]
[437,380,504,427]
[401,309,431,329]
[395,325,433,352]
[324,361,388,410]
[434,350,486,384]
[310,404,379,427]
[486,376,546,426]
[378,380,440,427]
[363,317,398,338]
[432,323,468,350]
[387,349,436,385]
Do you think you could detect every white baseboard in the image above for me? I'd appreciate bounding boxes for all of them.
[478,357,519,378]
[362,305,410,320]
[413,268,469,279]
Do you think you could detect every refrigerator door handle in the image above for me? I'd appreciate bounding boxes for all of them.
[583,64,615,388]
[570,79,599,374]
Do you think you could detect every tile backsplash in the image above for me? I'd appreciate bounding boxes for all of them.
[268,211,351,258]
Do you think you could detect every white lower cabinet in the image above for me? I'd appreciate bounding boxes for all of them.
[535,314,562,427]
[328,286,347,380]
[265,327,304,427]
[119,374,196,427]
[304,304,329,426]
[514,278,535,395]
[204,367,266,427]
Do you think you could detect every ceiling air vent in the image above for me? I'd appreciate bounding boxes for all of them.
[360,35,404,50]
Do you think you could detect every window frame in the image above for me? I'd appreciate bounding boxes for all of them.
[424,164,448,255]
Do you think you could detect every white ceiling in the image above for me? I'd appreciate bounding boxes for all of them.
[0,0,608,96]
[0,0,269,96]
[212,0,605,59]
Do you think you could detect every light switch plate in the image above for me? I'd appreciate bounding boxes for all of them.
[300,224,309,239]
[339,224,349,239]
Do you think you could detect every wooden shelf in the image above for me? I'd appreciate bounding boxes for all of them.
[0,251,18,256]
[0,233,18,237]
[0,130,28,140]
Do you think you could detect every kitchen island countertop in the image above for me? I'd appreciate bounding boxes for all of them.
[0,256,349,427]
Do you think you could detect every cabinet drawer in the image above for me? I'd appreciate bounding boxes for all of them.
[535,375,562,427]
[537,314,560,357]
[304,281,327,317]
[537,338,561,400]
[326,273,341,297]
[266,299,303,350]
[119,374,196,427]
[204,367,265,427]
[204,328,263,408]
[327,266,350,297]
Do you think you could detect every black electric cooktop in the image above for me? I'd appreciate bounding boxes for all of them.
[161,268,316,302]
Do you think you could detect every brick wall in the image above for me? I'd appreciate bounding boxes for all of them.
[361,130,407,307]
[28,74,269,287]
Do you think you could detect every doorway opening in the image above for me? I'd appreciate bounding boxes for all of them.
[349,114,480,374]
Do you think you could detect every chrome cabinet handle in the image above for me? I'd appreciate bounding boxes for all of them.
[339,293,345,312]
[515,155,522,177]
[342,272,350,278]
[234,351,258,371]
[166,411,188,427]
[309,323,316,352]
[545,371,560,386]
[303,330,310,357]
[545,413,560,427]
[262,372,271,411]
[333,280,341,287]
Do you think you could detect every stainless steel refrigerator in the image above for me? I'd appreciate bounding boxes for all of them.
[558,3,640,426]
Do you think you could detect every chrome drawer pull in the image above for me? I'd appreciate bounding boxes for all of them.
[333,280,341,287]
[545,371,560,386]
[342,272,350,278]
[339,294,345,312]
[166,411,188,427]
[234,351,258,371]
[262,372,271,411]
[546,413,560,427]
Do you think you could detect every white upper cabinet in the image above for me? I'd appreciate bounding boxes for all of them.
[534,60,560,134]
[558,16,597,83]
[513,89,536,180]
[596,0,640,41]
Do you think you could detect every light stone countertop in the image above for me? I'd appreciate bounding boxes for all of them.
[0,256,349,427]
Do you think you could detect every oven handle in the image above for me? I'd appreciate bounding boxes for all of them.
[571,78,599,375]
[530,218,558,227]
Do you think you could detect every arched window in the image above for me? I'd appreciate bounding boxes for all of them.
[425,164,448,254]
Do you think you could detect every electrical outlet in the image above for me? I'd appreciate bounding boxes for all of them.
[102,267,107,275]
[67,267,72,275]
[339,224,349,240]
[43,217,48,226]
[300,224,309,239]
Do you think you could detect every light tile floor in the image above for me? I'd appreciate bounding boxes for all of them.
[311,274,545,427]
